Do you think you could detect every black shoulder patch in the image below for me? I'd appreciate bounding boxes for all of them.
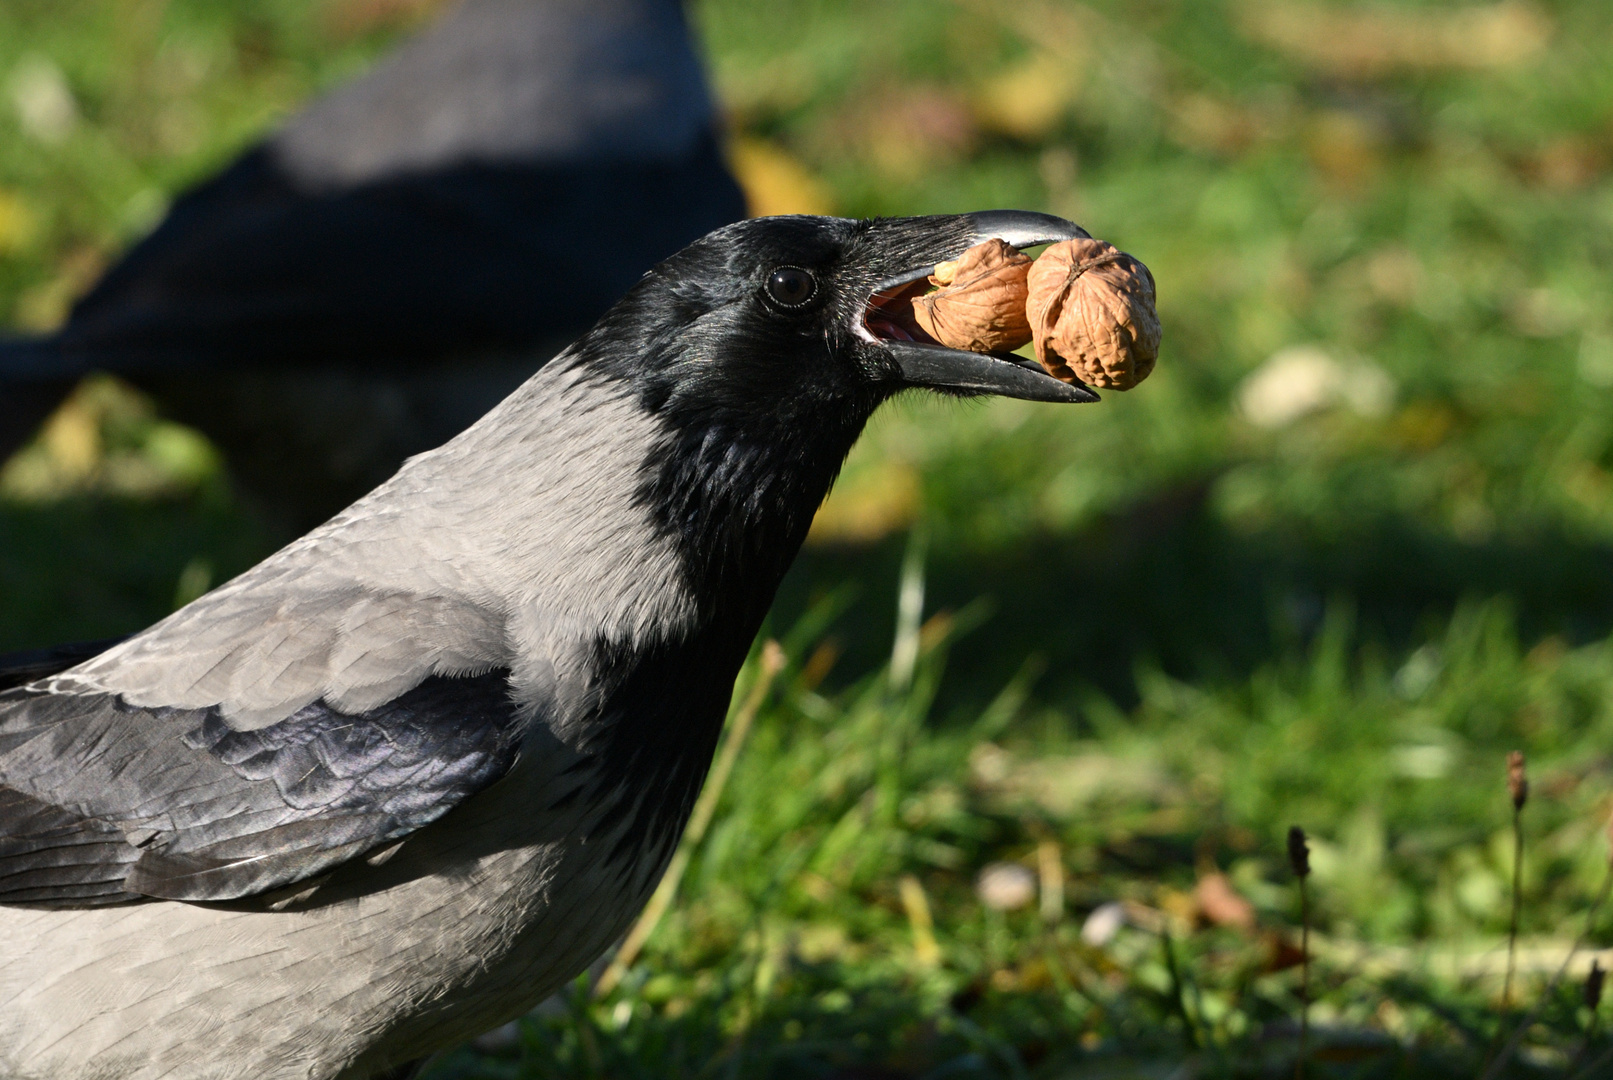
[0,671,523,906]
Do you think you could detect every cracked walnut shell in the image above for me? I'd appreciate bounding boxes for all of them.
[1025,238,1160,390]
[909,238,1033,353]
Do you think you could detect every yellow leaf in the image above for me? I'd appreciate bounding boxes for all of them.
[0,189,38,255]
[973,52,1079,141]
[727,137,835,218]
[808,460,919,545]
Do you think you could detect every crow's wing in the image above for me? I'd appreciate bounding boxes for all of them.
[48,0,743,377]
[0,671,523,907]
[57,142,741,375]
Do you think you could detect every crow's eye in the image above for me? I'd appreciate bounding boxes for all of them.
[765,266,816,307]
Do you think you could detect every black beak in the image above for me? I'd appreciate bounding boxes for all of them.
[885,342,1100,403]
[870,210,1100,405]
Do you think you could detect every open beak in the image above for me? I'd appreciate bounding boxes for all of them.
[866,210,1100,405]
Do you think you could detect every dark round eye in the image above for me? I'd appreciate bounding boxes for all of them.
[765,266,816,307]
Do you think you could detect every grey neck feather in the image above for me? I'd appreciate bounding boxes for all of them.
[63,354,699,729]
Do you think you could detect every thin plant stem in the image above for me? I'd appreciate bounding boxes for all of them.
[1288,826,1312,1080]
[1483,855,1613,1080]
[1503,750,1528,1011]
[1484,753,1534,1076]
[1571,960,1604,1075]
[1504,801,1523,1008]
[1298,871,1309,1080]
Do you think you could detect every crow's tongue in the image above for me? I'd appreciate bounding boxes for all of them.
[866,316,917,342]
[864,281,934,344]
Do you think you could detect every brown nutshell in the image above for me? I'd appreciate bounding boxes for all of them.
[910,238,1033,353]
[1025,238,1161,390]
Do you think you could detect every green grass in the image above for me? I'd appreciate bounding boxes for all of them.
[6,0,1613,1075]
[430,588,1613,1079]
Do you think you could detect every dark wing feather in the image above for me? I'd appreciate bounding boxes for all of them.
[0,671,523,906]
[58,146,742,375]
[0,785,137,904]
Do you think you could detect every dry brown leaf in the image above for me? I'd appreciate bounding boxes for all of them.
[911,238,1033,353]
[1194,872,1257,932]
[1025,238,1160,390]
[1263,931,1307,973]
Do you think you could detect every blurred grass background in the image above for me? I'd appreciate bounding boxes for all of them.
[5,0,1613,1075]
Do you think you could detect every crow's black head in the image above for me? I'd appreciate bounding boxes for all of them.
[568,210,1098,612]
[589,210,1096,425]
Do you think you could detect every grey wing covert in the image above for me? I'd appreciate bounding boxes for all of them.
[0,671,524,907]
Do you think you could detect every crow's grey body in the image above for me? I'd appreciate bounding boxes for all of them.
[0,211,1103,1077]
[58,362,694,728]
[0,757,665,1079]
[0,359,695,1077]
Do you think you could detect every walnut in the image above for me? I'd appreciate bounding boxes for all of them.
[1025,238,1160,390]
[909,238,1033,353]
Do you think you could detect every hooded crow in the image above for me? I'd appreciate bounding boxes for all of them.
[0,0,744,529]
[0,209,1098,1080]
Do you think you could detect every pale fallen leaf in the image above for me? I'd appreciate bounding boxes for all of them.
[1195,872,1256,931]
[728,137,835,218]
